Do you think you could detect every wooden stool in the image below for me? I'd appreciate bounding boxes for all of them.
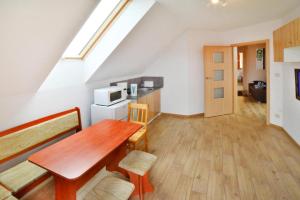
[84,176,134,200]
[127,103,149,152]
[119,150,157,200]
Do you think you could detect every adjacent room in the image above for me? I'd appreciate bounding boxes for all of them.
[236,42,267,121]
[1,0,300,200]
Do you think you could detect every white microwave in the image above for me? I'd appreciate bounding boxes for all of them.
[94,86,127,106]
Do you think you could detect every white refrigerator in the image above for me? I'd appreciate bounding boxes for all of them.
[91,100,131,125]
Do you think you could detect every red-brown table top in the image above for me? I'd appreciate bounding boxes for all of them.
[29,120,141,180]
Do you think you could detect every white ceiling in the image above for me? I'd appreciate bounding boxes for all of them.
[157,0,300,30]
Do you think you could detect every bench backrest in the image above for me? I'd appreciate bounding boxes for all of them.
[0,107,82,164]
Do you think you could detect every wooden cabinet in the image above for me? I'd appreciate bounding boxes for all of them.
[273,26,284,62]
[273,18,300,62]
[137,89,161,122]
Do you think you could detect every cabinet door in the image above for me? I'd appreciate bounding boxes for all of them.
[153,90,161,115]
[273,17,300,62]
[137,95,147,104]
[295,18,300,46]
[273,28,284,62]
[147,92,155,121]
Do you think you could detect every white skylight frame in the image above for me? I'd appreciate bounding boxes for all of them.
[63,0,129,59]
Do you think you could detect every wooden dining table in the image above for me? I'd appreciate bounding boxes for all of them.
[28,119,141,200]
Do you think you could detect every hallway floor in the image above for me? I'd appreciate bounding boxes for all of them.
[23,98,300,200]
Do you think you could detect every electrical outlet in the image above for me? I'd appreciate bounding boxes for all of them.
[275,113,281,119]
[274,73,280,78]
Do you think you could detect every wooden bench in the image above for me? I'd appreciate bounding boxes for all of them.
[0,185,16,200]
[0,108,82,198]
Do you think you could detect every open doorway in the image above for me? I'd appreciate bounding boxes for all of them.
[233,40,270,124]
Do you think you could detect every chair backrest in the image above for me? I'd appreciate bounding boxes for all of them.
[0,107,82,164]
[127,103,148,128]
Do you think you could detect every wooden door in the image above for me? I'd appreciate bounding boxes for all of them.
[204,46,233,117]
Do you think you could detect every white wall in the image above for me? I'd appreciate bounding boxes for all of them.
[143,20,284,125]
[142,33,190,115]
[242,44,267,92]
[282,64,300,144]
[0,0,99,130]
[222,20,284,125]
[1,0,299,145]
[143,31,224,115]
[0,0,98,97]
[0,57,141,130]
[0,1,177,130]
[280,6,300,144]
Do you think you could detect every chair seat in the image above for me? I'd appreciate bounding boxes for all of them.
[128,127,146,143]
[4,196,17,200]
[119,150,157,176]
[0,185,11,200]
[84,176,134,200]
[0,161,47,192]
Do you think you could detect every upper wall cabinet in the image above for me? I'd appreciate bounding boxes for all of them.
[273,18,300,62]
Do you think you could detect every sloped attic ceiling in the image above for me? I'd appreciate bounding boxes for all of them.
[0,0,99,97]
[87,3,185,83]
[158,0,300,30]
[85,0,300,83]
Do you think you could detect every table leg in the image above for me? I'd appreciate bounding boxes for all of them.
[129,172,154,197]
[106,142,128,176]
[54,176,77,200]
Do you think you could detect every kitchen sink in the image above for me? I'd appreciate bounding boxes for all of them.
[138,87,154,92]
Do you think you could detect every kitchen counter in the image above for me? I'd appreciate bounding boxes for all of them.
[127,87,162,100]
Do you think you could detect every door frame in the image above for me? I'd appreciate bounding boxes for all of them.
[231,39,270,125]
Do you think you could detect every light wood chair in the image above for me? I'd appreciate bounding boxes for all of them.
[119,150,157,200]
[127,103,149,152]
[84,176,134,200]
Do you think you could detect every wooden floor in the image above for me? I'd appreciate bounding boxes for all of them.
[22,97,300,200]
[236,96,266,122]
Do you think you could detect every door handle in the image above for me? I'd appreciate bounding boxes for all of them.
[206,77,213,80]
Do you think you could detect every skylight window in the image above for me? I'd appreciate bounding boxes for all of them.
[63,0,129,59]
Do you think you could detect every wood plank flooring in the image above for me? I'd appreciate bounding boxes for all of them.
[22,97,300,200]
[237,96,266,122]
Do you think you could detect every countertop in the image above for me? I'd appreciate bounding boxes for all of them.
[127,87,161,100]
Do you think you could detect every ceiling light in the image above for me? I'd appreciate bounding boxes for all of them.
[208,0,228,7]
[211,0,220,4]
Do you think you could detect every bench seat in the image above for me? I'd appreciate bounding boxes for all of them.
[0,108,81,197]
[0,185,17,200]
[0,185,11,200]
[0,161,47,193]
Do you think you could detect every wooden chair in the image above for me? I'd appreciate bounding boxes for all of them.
[84,175,134,200]
[119,150,157,200]
[127,103,149,152]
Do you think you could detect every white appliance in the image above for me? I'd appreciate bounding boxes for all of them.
[117,82,128,98]
[91,100,131,125]
[94,86,126,106]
